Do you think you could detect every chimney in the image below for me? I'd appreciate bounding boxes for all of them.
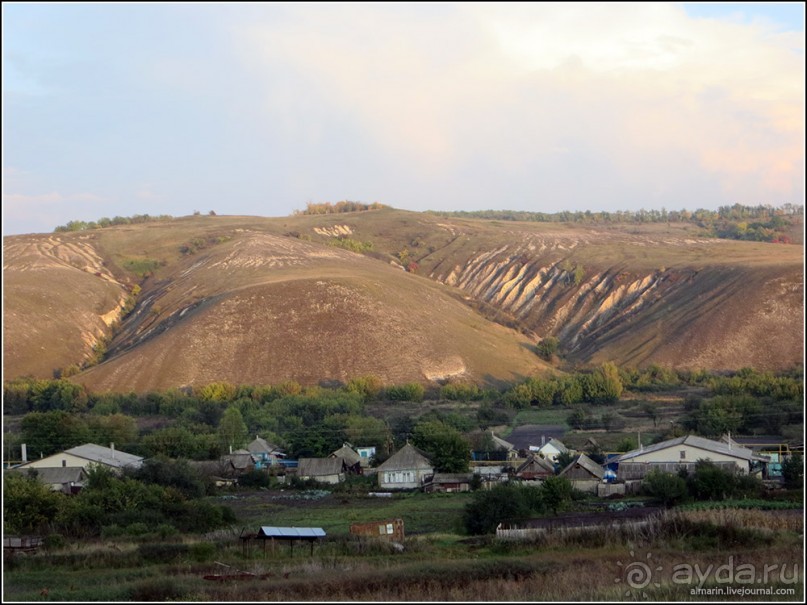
[21,443,27,463]
[728,432,732,450]
[110,443,116,459]
[541,435,546,446]
[638,432,642,451]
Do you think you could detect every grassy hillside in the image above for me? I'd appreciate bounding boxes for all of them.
[2,208,803,392]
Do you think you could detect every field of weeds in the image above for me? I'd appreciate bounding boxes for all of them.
[4,501,802,602]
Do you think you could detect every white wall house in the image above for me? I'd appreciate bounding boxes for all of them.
[617,434,769,479]
[376,443,434,490]
[13,443,143,474]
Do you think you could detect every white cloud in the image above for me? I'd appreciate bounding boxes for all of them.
[231,3,803,209]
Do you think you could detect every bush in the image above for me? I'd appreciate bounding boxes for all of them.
[384,383,425,402]
[463,483,545,535]
[642,469,689,507]
[189,541,217,562]
[440,382,482,401]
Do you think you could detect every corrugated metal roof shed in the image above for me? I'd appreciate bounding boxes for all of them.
[258,527,326,538]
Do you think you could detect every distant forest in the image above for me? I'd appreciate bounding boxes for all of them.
[427,203,804,244]
[51,202,803,244]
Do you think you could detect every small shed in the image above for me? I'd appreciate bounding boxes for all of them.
[423,472,473,493]
[241,526,326,557]
[349,518,405,542]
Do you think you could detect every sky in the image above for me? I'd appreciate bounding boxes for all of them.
[2,2,804,236]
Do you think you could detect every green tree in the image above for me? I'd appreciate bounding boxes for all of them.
[782,454,803,490]
[86,413,138,449]
[535,337,559,361]
[218,406,248,450]
[642,469,688,507]
[384,383,425,402]
[129,456,206,499]
[412,419,470,473]
[3,472,65,533]
[687,460,738,501]
[555,451,575,472]
[345,375,384,400]
[21,411,91,457]
[541,476,573,514]
[463,483,545,535]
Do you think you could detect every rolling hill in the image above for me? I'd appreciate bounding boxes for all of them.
[2,208,803,393]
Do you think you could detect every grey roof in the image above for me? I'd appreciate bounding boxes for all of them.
[258,526,326,538]
[63,443,143,469]
[298,457,345,477]
[246,437,283,455]
[376,443,433,472]
[490,432,515,451]
[330,444,362,466]
[540,438,568,454]
[618,435,768,463]
[516,454,555,474]
[221,452,255,470]
[8,466,87,485]
[558,453,605,479]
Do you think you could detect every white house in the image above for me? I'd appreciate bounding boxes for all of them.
[616,435,769,480]
[13,443,143,474]
[376,443,434,490]
[532,438,569,464]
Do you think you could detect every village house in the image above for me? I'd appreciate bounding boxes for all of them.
[533,438,569,464]
[297,457,347,484]
[506,425,566,457]
[472,431,518,462]
[220,449,256,476]
[12,443,143,475]
[355,446,376,467]
[557,453,605,493]
[7,466,88,494]
[376,443,434,490]
[513,453,555,483]
[616,434,770,481]
[329,443,363,474]
[245,436,286,469]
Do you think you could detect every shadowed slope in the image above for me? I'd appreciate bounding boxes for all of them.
[70,231,549,392]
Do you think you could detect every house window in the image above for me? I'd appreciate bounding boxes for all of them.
[386,523,394,534]
[680,450,686,460]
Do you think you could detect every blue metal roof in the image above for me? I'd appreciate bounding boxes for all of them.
[258,526,326,538]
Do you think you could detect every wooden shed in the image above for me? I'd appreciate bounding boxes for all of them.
[349,518,405,542]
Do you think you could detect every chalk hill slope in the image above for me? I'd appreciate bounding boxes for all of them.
[3,209,802,392]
